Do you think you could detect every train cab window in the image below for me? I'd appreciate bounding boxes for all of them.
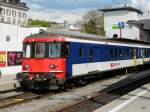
[23,44,31,58]
[49,43,62,58]
[79,47,83,58]
[35,43,45,58]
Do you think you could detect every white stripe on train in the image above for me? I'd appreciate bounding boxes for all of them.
[72,58,150,76]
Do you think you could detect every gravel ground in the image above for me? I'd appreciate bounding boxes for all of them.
[0,74,128,112]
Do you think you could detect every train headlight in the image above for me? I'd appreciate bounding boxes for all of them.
[24,64,30,71]
[49,64,56,69]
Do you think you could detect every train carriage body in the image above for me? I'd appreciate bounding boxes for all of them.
[17,29,150,90]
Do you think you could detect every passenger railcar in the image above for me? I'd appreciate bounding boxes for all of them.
[16,29,150,90]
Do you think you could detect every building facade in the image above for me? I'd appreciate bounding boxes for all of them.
[0,22,46,75]
[99,7,143,40]
[0,0,29,26]
[128,20,150,42]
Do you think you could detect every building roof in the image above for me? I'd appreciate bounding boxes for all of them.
[127,20,150,30]
[0,1,29,10]
[27,29,150,45]
[99,7,143,14]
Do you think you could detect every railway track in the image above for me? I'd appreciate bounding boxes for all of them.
[58,70,150,112]
[0,88,21,95]
[0,92,42,109]
[0,69,149,111]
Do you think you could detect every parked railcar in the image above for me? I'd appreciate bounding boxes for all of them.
[16,29,150,90]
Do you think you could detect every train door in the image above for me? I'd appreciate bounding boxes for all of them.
[133,48,137,66]
[87,47,98,73]
[142,49,145,64]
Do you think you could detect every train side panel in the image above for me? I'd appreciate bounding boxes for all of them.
[66,42,149,78]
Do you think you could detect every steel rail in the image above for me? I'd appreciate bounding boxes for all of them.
[0,92,42,109]
[57,70,150,112]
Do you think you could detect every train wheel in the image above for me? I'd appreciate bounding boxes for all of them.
[60,80,68,90]
[20,81,27,90]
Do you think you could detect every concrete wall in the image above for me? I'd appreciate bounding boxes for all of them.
[0,23,47,75]
[104,10,141,40]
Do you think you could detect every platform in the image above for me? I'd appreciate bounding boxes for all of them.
[0,74,18,91]
[94,83,150,112]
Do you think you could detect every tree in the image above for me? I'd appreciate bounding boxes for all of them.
[28,19,51,27]
[82,10,105,36]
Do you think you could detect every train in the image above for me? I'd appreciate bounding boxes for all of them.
[16,29,150,90]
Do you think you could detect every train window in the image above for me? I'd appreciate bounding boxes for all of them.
[23,44,31,58]
[115,48,118,59]
[79,47,83,57]
[130,49,133,58]
[49,43,62,58]
[137,49,140,57]
[145,49,148,57]
[119,49,123,57]
[89,49,93,57]
[110,48,114,59]
[126,49,130,58]
[62,43,69,57]
[35,43,45,58]
[124,50,127,58]
[141,49,143,57]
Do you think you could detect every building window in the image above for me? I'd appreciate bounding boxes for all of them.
[6,36,11,41]
[12,10,16,17]
[13,18,16,24]
[6,9,11,16]
[0,17,4,22]
[23,13,26,19]
[2,8,5,15]
[18,11,22,18]
[18,20,21,25]
[7,17,10,23]
[23,21,26,26]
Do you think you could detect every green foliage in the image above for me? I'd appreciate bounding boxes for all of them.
[82,10,105,36]
[28,19,51,27]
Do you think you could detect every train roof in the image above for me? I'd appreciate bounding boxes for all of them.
[27,29,150,45]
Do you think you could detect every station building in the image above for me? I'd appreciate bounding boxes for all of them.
[127,19,150,42]
[0,0,29,26]
[99,7,143,40]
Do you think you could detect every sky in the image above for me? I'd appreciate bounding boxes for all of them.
[21,0,150,23]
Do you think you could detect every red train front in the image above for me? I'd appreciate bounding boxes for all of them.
[17,34,69,90]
